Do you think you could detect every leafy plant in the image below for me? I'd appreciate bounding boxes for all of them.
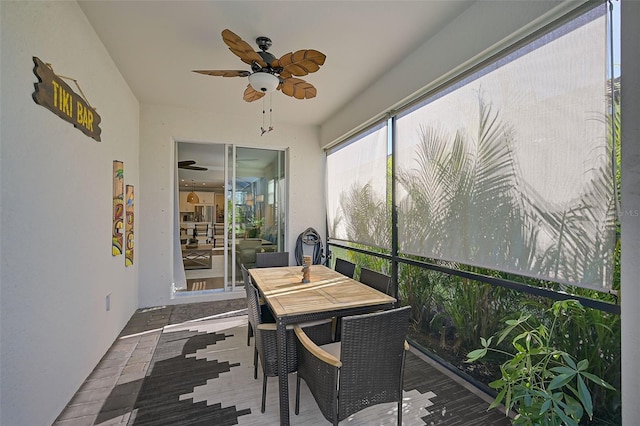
[439,279,516,354]
[547,293,621,421]
[398,262,450,333]
[466,300,614,425]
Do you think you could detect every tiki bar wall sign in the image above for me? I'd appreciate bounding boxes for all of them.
[32,56,102,141]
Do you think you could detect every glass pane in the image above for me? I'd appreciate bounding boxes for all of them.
[227,144,235,289]
[233,147,287,283]
[175,142,227,293]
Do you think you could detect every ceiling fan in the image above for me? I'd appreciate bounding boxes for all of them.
[193,29,326,102]
[178,160,208,171]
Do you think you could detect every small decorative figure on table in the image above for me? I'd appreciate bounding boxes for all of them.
[302,255,312,283]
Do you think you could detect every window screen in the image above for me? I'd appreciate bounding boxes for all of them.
[326,122,390,249]
[395,5,614,290]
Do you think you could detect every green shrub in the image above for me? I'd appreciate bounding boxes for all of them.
[466,300,614,426]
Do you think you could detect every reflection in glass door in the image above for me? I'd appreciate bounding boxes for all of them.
[175,142,227,294]
[228,146,286,287]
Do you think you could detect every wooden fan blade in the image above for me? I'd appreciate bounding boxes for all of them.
[193,70,251,77]
[278,77,317,100]
[222,29,266,67]
[274,49,326,79]
[243,84,266,102]
[178,160,208,171]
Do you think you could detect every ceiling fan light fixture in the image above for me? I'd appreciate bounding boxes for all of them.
[248,72,279,93]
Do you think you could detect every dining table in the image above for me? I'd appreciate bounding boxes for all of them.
[248,264,397,425]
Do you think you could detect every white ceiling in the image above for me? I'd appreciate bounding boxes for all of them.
[78,1,475,191]
[78,0,475,128]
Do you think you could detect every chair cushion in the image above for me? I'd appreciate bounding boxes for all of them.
[319,341,341,360]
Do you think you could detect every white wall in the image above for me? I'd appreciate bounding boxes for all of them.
[0,2,140,425]
[138,103,324,308]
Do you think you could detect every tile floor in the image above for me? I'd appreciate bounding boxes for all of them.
[53,300,248,426]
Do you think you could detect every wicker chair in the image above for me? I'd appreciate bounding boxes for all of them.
[334,258,356,278]
[294,306,411,425]
[255,251,289,268]
[242,265,274,347]
[243,266,333,413]
[359,267,394,298]
[332,258,357,340]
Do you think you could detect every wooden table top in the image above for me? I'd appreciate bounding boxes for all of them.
[249,264,396,318]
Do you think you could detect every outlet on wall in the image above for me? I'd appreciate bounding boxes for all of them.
[106,293,111,311]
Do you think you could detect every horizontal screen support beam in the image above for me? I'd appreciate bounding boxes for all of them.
[327,241,620,315]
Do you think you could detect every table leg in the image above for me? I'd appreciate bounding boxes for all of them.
[276,317,290,425]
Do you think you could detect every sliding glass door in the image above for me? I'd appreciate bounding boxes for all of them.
[175,141,286,295]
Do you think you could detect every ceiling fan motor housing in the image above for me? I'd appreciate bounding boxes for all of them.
[250,42,280,92]
[251,51,279,75]
[257,51,277,65]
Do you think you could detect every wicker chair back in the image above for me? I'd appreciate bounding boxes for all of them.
[242,264,260,330]
[334,258,356,278]
[255,251,290,268]
[359,267,394,298]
